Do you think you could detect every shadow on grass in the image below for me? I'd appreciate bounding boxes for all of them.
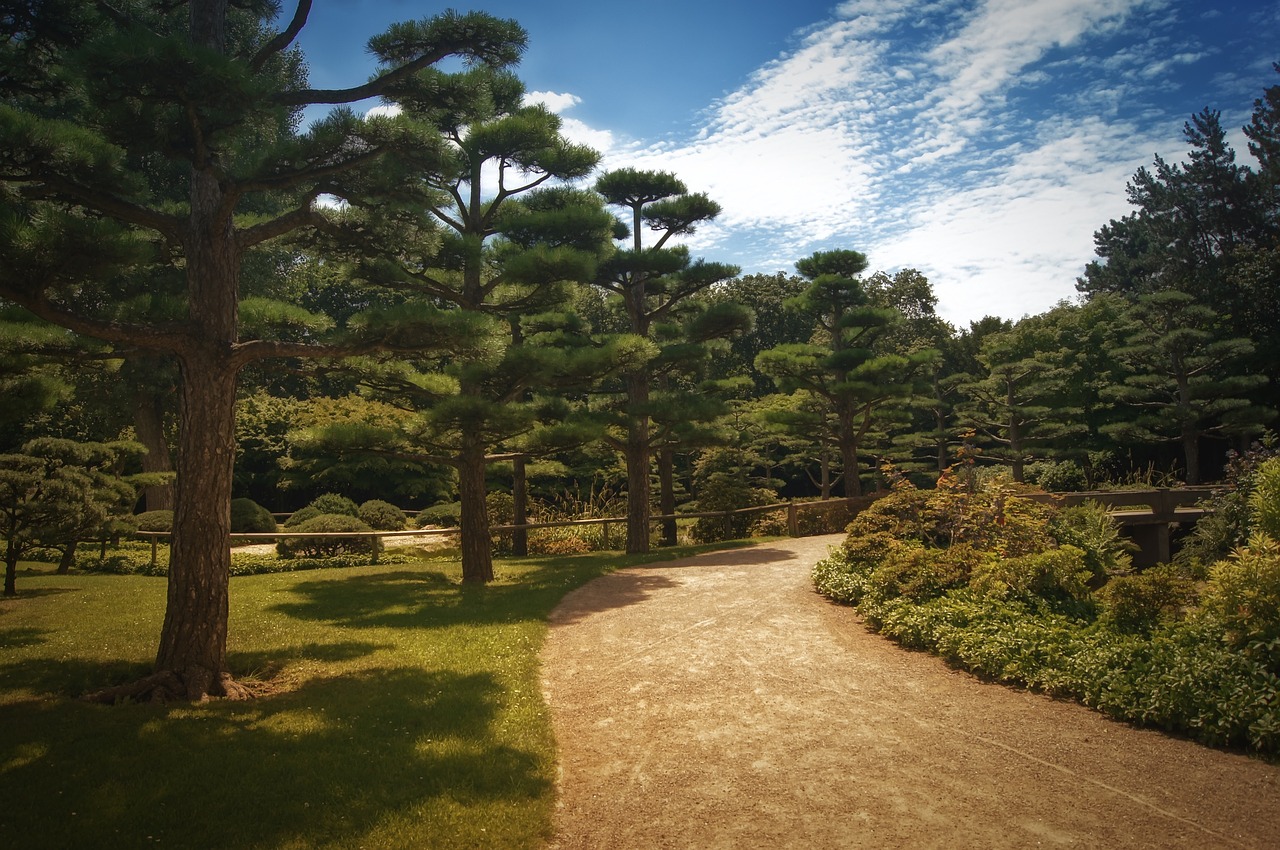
[269,543,773,632]
[0,666,543,849]
[0,626,52,650]
[0,642,389,700]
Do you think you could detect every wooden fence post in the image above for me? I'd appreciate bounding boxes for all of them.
[788,502,799,537]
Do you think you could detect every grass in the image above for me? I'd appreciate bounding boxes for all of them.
[0,542,747,849]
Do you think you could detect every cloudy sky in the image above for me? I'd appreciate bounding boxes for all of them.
[294,0,1279,327]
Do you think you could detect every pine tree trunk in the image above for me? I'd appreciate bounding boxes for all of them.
[153,349,241,700]
[838,407,862,500]
[457,437,494,583]
[146,146,247,701]
[511,455,528,557]
[134,388,176,511]
[658,447,676,546]
[624,371,651,554]
[1183,427,1201,485]
[4,540,16,597]
[56,540,77,575]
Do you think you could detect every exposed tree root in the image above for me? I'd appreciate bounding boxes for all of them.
[82,667,256,704]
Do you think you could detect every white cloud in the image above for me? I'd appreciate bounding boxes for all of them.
[364,103,402,119]
[523,90,582,112]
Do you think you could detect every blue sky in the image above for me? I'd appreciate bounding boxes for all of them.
[290,1,1280,327]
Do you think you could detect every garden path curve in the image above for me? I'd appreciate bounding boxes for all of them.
[540,534,1280,849]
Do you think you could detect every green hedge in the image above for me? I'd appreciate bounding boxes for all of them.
[814,468,1280,753]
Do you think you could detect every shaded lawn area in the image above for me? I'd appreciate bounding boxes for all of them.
[0,544,746,849]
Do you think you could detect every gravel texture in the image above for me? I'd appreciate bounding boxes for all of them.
[540,534,1280,849]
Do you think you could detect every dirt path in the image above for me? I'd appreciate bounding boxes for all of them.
[540,535,1280,849]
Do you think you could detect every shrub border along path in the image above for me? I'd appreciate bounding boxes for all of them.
[541,535,1280,849]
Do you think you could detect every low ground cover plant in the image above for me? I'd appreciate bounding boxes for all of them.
[814,462,1280,753]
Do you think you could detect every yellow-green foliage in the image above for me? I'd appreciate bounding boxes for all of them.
[1249,457,1280,541]
[1203,534,1280,647]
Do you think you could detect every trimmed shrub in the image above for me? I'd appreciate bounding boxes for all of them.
[230,498,276,533]
[135,510,173,532]
[867,542,986,603]
[1024,460,1088,492]
[307,493,359,517]
[486,491,515,526]
[276,514,380,559]
[970,546,1096,613]
[284,505,322,527]
[416,502,462,528]
[358,499,407,531]
[527,525,597,556]
[1097,564,1195,634]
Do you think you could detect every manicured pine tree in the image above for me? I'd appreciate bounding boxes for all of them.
[1102,291,1272,484]
[322,68,617,580]
[756,250,937,501]
[0,0,528,699]
[593,168,744,553]
[955,319,1084,483]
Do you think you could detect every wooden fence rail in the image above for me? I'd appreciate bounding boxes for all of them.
[134,499,853,569]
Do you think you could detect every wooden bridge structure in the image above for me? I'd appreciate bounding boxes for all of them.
[1019,487,1219,567]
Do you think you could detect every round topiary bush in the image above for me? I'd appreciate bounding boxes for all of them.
[135,510,174,532]
[284,505,322,527]
[307,493,359,518]
[358,499,407,531]
[230,497,277,533]
[416,502,462,528]
[276,514,381,559]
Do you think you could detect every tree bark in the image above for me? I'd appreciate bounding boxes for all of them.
[624,371,651,554]
[56,540,77,575]
[511,454,528,557]
[153,349,242,700]
[134,387,175,511]
[4,541,16,597]
[658,447,676,546]
[457,435,494,583]
[838,407,862,500]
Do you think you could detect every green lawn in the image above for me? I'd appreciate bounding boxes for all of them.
[0,544,741,849]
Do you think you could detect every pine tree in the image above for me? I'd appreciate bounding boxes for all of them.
[0,0,528,699]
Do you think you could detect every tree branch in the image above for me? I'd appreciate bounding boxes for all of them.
[250,0,312,72]
[273,45,455,106]
[238,201,322,249]
[0,287,192,354]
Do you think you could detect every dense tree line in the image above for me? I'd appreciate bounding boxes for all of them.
[1,1,1276,699]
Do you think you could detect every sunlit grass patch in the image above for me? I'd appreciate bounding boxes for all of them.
[0,542,740,849]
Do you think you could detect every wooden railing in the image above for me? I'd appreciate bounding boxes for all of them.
[135,499,858,569]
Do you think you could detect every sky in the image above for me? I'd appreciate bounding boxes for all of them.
[289,0,1280,327]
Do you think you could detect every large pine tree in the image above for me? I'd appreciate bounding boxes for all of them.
[0,0,527,700]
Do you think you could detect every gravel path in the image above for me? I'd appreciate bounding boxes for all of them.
[540,534,1280,849]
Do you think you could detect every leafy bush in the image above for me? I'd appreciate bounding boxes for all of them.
[1202,535,1280,649]
[135,510,173,532]
[487,491,515,526]
[813,459,1280,753]
[276,514,380,559]
[1097,564,1195,634]
[416,502,462,528]
[1249,457,1280,542]
[307,493,359,518]
[284,505,322,527]
[358,499,407,531]
[230,498,276,533]
[866,542,984,603]
[1024,460,1089,492]
[527,525,597,556]
[1176,438,1279,573]
[1050,501,1134,580]
[969,546,1096,614]
[80,547,413,576]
